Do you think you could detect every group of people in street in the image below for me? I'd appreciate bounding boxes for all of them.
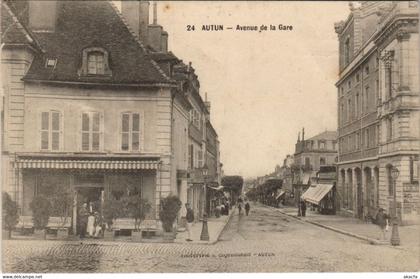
[78,202,104,239]
[237,197,251,216]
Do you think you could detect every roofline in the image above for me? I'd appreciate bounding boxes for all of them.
[22,78,178,88]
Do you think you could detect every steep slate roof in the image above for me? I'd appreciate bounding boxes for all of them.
[1,3,41,50]
[307,131,337,141]
[5,0,175,86]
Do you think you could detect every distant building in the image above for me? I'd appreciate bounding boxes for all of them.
[334,2,419,224]
[292,129,338,204]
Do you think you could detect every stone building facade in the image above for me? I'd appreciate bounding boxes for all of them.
[292,129,338,205]
[1,0,221,233]
[335,1,419,224]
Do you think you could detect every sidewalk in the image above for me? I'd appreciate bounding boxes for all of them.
[275,205,420,252]
[175,210,236,245]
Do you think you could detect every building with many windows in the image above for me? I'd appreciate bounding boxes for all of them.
[1,0,220,234]
[292,129,338,205]
[335,1,419,224]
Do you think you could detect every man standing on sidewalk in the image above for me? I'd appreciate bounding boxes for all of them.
[185,203,194,242]
[375,208,390,241]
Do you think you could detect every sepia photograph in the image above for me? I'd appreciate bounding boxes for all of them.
[1,0,419,276]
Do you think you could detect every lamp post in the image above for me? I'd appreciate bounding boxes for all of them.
[390,166,400,246]
[200,164,209,241]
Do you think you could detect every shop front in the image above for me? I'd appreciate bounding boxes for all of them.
[15,156,160,234]
[301,183,336,215]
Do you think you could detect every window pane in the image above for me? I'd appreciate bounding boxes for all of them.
[132,132,139,151]
[132,113,140,131]
[82,132,90,151]
[52,112,60,131]
[88,60,96,74]
[41,131,49,149]
[92,133,100,151]
[122,114,129,132]
[41,112,49,130]
[121,133,129,150]
[82,113,89,131]
[92,112,100,132]
[52,132,59,150]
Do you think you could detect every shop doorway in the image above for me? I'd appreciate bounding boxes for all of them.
[75,187,103,236]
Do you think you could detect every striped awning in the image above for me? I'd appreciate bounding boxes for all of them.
[15,159,159,170]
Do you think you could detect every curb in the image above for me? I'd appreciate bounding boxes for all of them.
[275,208,383,245]
[173,208,236,245]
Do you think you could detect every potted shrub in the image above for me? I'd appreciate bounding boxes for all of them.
[2,192,19,240]
[124,195,151,242]
[50,191,73,240]
[30,195,52,240]
[102,198,124,240]
[159,195,182,242]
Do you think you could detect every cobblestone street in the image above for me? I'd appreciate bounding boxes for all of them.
[2,203,418,272]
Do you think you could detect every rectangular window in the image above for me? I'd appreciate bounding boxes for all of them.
[40,111,61,151]
[88,52,105,75]
[387,118,393,142]
[197,149,203,168]
[304,157,310,169]
[82,112,102,151]
[364,86,369,113]
[120,112,141,151]
[355,93,359,117]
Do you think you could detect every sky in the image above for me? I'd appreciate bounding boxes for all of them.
[116,1,350,178]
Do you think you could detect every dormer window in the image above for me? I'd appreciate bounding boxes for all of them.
[45,58,57,68]
[79,47,112,77]
[88,52,104,75]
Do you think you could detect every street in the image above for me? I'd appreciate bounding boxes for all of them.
[2,203,418,273]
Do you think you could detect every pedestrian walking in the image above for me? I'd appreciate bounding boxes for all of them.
[185,203,194,242]
[375,208,390,241]
[78,203,89,239]
[245,201,250,216]
[225,200,230,215]
[300,200,307,217]
[238,202,242,215]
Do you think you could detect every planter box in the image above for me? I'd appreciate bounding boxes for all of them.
[2,229,11,240]
[162,231,175,243]
[131,230,142,242]
[33,229,46,240]
[56,228,69,240]
[103,230,114,241]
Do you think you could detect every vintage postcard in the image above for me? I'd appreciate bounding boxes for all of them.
[1,0,419,276]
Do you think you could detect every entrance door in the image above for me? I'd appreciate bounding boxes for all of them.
[75,187,103,235]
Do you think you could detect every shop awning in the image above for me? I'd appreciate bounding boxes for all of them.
[276,190,285,200]
[15,159,159,170]
[301,184,333,205]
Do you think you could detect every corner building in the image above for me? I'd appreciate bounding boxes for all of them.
[335,2,419,224]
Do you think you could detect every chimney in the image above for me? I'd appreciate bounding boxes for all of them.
[302,127,305,141]
[204,92,211,113]
[297,132,300,142]
[29,1,57,31]
[121,0,150,43]
[161,31,168,53]
[147,2,169,52]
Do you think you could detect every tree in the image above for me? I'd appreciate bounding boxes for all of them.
[102,197,125,230]
[30,195,52,231]
[2,192,19,238]
[123,195,151,231]
[221,176,244,192]
[159,195,182,232]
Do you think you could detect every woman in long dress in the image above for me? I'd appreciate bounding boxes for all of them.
[87,212,95,237]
